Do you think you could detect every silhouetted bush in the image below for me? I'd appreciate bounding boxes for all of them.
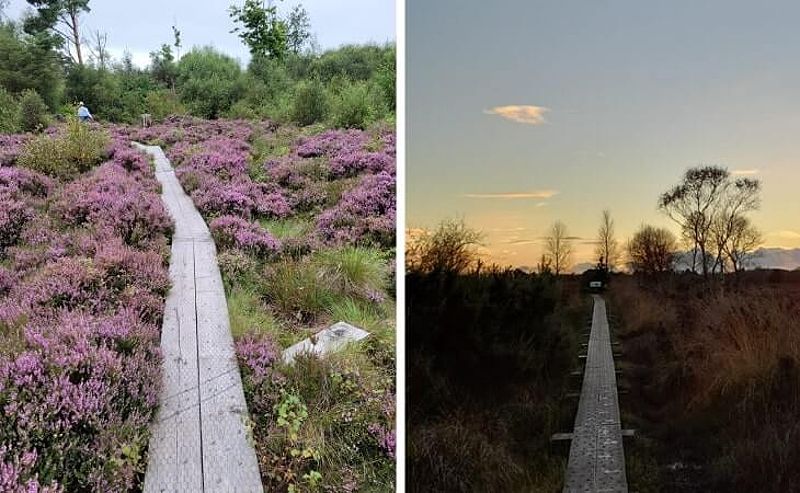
[407,267,582,491]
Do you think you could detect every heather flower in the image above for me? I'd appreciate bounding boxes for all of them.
[0,167,52,198]
[0,194,33,249]
[210,215,281,256]
[235,334,280,385]
[0,447,62,493]
[295,129,369,158]
[0,134,32,167]
[329,150,394,178]
[367,424,396,459]
[317,172,396,247]
[54,162,173,247]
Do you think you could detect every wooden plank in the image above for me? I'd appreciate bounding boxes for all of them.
[194,239,263,492]
[144,239,203,492]
[563,295,628,492]
[136,143,263,493]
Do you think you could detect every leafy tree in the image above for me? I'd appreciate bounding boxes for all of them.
[290,78,328,126]
[332,81,371,129]
[0,21,63,108]
[23,0,91,65]
[150,43,177,89]
[229,0,287,60]
[177,47,244,118]
[0,87,19,132]
[172,24,181,58]
[286,4,311,54]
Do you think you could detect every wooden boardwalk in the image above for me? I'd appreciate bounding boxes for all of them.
[563,295,628,492]
[135,144,263,493]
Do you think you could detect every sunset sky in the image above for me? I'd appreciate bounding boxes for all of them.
[407,0,800,269]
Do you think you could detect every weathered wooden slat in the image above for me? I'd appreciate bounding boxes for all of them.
[194,239,263,492]
[563,295,628,493]
[144,239,203,492]
[135,144,262,493]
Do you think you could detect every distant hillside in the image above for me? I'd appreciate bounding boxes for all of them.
[751,248,800,271]
[568,248,800,274]
[674,248,800,272]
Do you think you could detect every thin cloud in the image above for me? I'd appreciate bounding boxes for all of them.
[731,169,759,176]
[484,105,549,125]
[463,190,559,200]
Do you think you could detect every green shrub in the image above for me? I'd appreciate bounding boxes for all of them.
[0,87,19,133]
[177,47,245,118]
[144,89,186,121]
[291,79,329,126]
[17,89,49,132]
[225,100,259,120]
[332,81,372,129]
[18,118,108,178]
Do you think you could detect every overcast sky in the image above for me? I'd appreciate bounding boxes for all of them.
[408,0,800,268]
[4,0,394,66]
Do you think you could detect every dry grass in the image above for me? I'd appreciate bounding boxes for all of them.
[608,272,800,492]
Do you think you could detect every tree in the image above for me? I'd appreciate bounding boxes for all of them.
[172,24,181,58]
[595,209,619,272]
[229,0,287,60]
[0,22,63,109]
[406,219,483,274]
[86,30,109,69]
[722,216,762,272]
[150,43,177,89]
[176,47,244,118]
[23,0,91,65]
[659,165,760,277]
[544,220,572,275]
[286,4,311,54]
[627,225,677,275]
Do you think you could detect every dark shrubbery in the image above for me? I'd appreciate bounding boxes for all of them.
[407,264,582,491]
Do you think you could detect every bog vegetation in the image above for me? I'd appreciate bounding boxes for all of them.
[1,0,395,490]
[408,163,797,492]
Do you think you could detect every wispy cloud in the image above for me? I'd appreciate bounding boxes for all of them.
[731,169,759,176]
[484,105,549,125]
[463,190,559,200]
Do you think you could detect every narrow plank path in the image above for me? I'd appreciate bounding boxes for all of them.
[134,144,263,493]
[563,295,628,492]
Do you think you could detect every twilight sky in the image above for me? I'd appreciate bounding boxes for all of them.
[3,0,394,66]
[407,0,800,269]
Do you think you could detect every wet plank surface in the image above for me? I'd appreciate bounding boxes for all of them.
[135,144,263,493]
[563,295,628,493]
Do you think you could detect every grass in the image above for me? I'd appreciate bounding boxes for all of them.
[259,217,312,240]
[607,272,800,492]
